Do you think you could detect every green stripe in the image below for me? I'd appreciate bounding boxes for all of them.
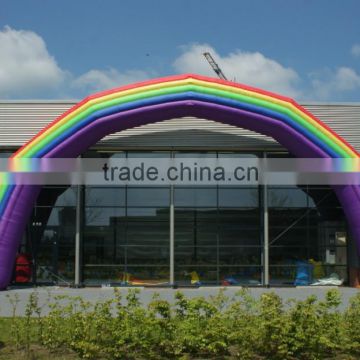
[0,184,6,203]
[22,84,349,157]
[24,85,191,157]
[193,85,349,157]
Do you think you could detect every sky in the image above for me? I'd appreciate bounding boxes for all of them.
[0,0,359,101]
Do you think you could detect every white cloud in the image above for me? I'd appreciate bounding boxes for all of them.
[0,26,67,97]
[72,68,150,93]
[0,26,151,98]
[351,44,360,57]
[309,67,360,100]
[173,43,301,98]
[1,28,359,102]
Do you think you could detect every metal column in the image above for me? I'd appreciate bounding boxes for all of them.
[170,184,175,286]
[75,184,84,287]
[263,153,269,286]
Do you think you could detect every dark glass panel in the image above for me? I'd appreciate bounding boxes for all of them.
[83,244,124,265]
[85,207,125,226]
[37,186,77,207]
[85,187,125,207]
[127,207,169,221]
[270,246,310,265]
[218,208,260,224]
[269,266,298,285]
[269,208,308,228]
[83,266,124,285]
[174,187,217,207]
[125,246,169,265]
[175,246,217,266]
[33,206,76,284]
[269,227,309,247]
[126,222,169,246]
[175,208,217,221]
[268,187,308,208]
[127,187,169,207]
[218,247,262,265]
[218,187,259,207]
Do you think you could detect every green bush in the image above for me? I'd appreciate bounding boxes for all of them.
[3,288,360,359]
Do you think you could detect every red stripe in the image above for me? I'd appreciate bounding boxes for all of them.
[194,74,359,156]
[12,73,358,158]
[12,74,190,158]
[291,100,359,156]
[189,73,294,103]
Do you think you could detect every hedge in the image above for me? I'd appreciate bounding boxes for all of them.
[2,288,360,359]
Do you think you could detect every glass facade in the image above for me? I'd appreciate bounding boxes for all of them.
[174,185,262,285]
[269,185,348,285]
[18,150,349,287]
[83,185,170,285]
[30,186,77,284]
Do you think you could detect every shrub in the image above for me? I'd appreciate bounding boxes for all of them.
[3,288,360,359]
[344,292,360,355]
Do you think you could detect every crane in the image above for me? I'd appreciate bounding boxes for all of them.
[203,52,228,80]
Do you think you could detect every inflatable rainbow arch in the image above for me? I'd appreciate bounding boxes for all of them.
[0,74,360,288]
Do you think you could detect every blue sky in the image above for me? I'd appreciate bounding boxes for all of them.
[1,0,360,101]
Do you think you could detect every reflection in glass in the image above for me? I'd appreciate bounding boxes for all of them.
[174,184,262,285]
[83,182,170,285]
[127,187,169,207]
[24,152,349,288]
[85,187,125,207]
[269,185,348,285]
[175,188,217,207]
[219,187,258,207]
[33,206,76,284]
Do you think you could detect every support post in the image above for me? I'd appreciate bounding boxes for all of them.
[75,184,84,287]
[170,184,175,286]
[263,153,270,286]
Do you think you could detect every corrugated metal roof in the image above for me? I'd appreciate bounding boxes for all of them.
[0,101,359,151]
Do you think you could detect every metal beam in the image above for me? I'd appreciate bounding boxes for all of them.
[203,52,228,80]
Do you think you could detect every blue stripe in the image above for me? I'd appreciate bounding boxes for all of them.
[34,91,339,158]
[0,90,341,215]
[0,185,15,217]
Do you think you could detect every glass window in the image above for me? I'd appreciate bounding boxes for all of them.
[85,187,125,207]
[268,181,348,285]
[127,187,169,207]
[268,187,308,208]
[174,187,217,207]
[24,151,350,288]
[218,247,262,265]
[85,207,125,226]
[218,187,258,207]
[126,222,169,246]
[127,207,169,220]
[37,186,77,207]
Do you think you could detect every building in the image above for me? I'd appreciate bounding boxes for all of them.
[0,74,359,288]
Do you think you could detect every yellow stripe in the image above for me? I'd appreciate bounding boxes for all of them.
[16,77,357,158]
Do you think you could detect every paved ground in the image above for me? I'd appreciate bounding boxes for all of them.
[0,286,359,316]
